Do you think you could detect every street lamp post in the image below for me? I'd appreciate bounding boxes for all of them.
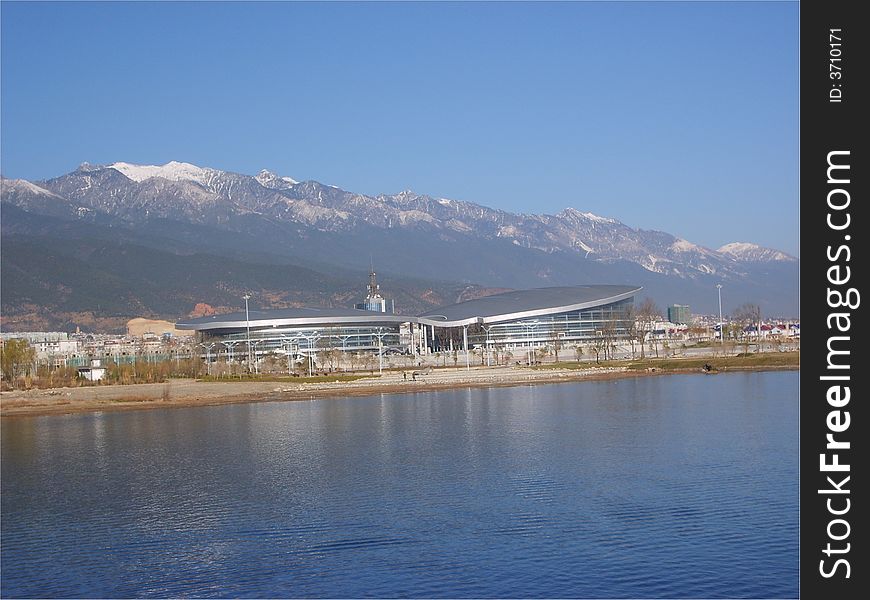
[250,339,266,374]
[300,333,320,377]
[243,293,253,373]
[221,340,238,374]
[463,325,470,371]
[198,342,215,376]
[281,335,299,375]
[757,307,762,350]
[716,284,724,350]
[375,328,386,374]
[523,322,538,366]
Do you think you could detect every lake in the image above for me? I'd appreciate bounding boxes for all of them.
[1,371,798,598]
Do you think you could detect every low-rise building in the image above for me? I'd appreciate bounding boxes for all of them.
[78,359,106,381]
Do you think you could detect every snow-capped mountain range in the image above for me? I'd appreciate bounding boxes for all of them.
[2,160,794,280]
[717,242,795,263]
[1,160,800,321]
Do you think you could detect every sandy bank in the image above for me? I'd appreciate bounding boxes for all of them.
[0,363,798,419]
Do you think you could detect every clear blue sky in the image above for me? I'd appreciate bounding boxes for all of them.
[1,1,799,256]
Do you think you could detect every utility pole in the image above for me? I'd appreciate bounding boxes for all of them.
[198,342,215,376]
[243,293,253,374]
[376,328,385,374]
[523,323,537,366]
[757,306,762,351]
[716,284,724,350]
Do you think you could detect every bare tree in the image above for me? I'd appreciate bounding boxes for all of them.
[492,343,503,366]
[591,335,606,364]
[548,329,563,363]
[260,352,283,374]
[589,329,607,364]
[771,334,783,353]
[724,322,740,356]
[477,348,486,366]
[732,303,761,355]
[601,318,618,361]
[317,337,340,372]
[635,298,662,359]
[620,304,640,359]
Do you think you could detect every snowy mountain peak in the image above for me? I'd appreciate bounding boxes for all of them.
[718,242,796,262]
[2,160,797,291]
[1,178,64,198]
[670,238,701,252]
[560,207,618,224]
[108,161,210,184]
[255,169,298,189]
[255,169,277,186]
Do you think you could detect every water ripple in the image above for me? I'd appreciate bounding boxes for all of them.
[2,372,798,598]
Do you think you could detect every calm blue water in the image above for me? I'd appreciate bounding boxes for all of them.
[1,372,798,598]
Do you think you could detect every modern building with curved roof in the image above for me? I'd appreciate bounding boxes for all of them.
[176,307,409,364]
[417,285,640,328]
[416,285,642,353]
[175,284,642,368]
[176,307,409,332]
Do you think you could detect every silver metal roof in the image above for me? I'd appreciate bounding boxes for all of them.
[176,285,641,331]
[176,307,409,331]
[417,285,642,327]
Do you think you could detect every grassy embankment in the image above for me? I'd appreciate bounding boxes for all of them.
[196,373,379,384]
[534,351,800,372]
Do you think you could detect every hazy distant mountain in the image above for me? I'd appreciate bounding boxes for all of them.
[1,161,799,327]
[717,242,796,263]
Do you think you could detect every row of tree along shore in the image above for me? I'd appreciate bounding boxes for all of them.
[1,336,799,392]
[1,296,796,391]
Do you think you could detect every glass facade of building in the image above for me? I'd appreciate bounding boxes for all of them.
[199,324,402,358]
[178,286,641,362]
[466,297,635,348]
[667,304,690,325]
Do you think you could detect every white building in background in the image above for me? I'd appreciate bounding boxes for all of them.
[0,332,81,364]
[34,338,80,360]
[77,359,106,381]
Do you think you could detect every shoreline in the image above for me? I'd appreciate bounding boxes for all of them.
[0,362,799,419]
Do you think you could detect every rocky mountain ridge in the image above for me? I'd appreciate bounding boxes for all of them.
[1,161,800,322]
[3,161,794,282]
